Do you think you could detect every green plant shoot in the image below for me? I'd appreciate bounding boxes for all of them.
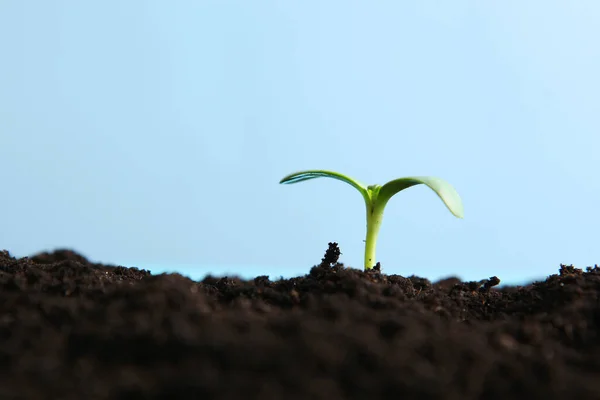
[279,170,464,270]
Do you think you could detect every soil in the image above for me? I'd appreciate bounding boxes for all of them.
[1,243,599,399]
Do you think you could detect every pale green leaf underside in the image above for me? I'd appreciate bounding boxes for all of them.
[378,176,464,218]
[279,170,368,198]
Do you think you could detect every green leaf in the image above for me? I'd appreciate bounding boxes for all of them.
[279,170,369,200]
[377,176,464,218]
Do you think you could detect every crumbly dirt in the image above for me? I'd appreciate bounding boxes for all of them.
[0,244,599,399]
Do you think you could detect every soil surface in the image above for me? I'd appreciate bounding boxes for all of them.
[1,243,599,399]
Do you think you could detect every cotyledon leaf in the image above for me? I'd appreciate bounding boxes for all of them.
[279,170,369,200]
[377,176,464,218]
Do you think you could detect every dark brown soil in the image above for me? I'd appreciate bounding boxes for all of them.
[1,243,599,399]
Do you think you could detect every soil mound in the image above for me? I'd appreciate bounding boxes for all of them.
[0,245,599,399]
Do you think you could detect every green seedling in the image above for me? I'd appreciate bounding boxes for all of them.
[279,170,464,270]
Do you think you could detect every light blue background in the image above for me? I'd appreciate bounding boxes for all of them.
[1,1,598,286]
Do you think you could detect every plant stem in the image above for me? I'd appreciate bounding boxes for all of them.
[364,202,384,270]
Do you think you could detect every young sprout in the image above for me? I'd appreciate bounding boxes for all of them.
[279,170,464,270]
